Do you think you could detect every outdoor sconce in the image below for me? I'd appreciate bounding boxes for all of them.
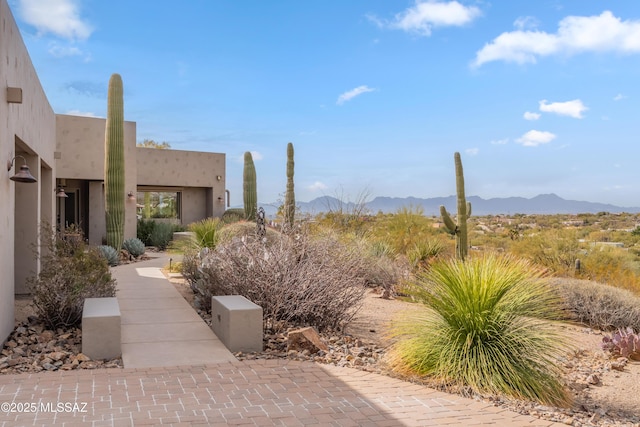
[7,87,23,104]
[217,196,224,203]
[7,155,37,183]
[55,187,68,198]
[127,191,136,201]
[216,175,222,181]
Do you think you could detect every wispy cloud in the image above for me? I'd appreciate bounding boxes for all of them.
[613,93,627,101]
[368,1,481,37]
[18,0,93,40]
[336,85,376,105]
[65,80,105,98]
[465,148,479,156]
[516,130,557,147]
[513,16,539,31]
[523,111,541,121]
[490,138,509,145]
[65,109,96,117]
[308,181,328,191]
[539,99,588,118]
[473,11,640,67]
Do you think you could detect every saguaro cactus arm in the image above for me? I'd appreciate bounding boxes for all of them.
[439,152,470,261]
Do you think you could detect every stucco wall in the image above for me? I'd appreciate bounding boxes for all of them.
[1,0,56,341]
[56,114,137,244]
[137,148,226,218]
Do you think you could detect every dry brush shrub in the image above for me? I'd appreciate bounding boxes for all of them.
[27,224,116,329]
[551,277,640,331]
[186,230,367,333]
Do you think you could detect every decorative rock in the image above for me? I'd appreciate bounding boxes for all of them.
[586,373,600,385]
[287,327,329,354]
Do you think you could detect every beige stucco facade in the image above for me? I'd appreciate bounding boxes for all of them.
[1,0,226,343]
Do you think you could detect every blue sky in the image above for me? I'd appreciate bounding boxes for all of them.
[9,0,640,207]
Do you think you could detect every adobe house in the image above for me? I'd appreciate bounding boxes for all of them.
[1,0,226,343]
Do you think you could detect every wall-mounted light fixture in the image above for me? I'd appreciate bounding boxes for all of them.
[7,155,37,183]
[127,191,136,201]
[217,196,224,203]
[55,187,68,198]
[216,175,222,181]
[7,87,23,104]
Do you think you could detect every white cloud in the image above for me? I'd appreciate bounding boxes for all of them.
[336,85,376,105]
[513,16,539,31]
[613,93,627,101]
[539,99,588,118]
[308,181,328,192]
[18,0,93,40]
[473,11,640,67]
[523,111,541,120]
[465,148,479,155]
[65,109,96,117]
[490,138,509,145]
[47,41,85,58]
[369,1,481,36]
[516,130,557,147]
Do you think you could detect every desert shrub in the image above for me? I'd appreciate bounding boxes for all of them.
[509,229,581,275]
[387,253,570,406]
[137,218,155,246]
[28,225,116,329]
[188,217,221,249]
[149,222,174,250]
[371,205,439,255]
[217,221,282,246]
[576,245,640,294]
[221,208,246,224]
[186,230,367,333]
[123,237,146,258]
[407,239,447,270]
[97,245,120,266]
[552,278,640,331]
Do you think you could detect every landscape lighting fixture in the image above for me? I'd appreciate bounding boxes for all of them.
[7,155,37,183]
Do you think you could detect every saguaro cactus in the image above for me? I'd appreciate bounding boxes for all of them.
[243,151,257,221]
[284,142,295,229]
[104,73,125,251]
[440,152,472,261]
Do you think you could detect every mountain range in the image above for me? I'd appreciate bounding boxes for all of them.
[257,194,640,217]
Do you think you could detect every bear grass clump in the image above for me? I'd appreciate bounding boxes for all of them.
[387,253,570,407]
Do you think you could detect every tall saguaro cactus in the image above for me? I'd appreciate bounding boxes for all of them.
[284,142,295,230]
[440,152,472,261]
[104,73,125,251]
[243,151,257,221]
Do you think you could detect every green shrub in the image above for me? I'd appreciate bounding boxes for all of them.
[188,217,221,249]
[97,245,120,266]
[221,208,245,224]
[123,237,146,258]
[553,278,640,331]
[407,239,447,270]
[388,253,570,406]
[28,225,116,329]
[150,222,174,250]
[137,218,155,246]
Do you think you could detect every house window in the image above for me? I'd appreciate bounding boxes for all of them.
[138,191,181,220]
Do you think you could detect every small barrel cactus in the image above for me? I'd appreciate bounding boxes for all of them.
[123,237,146,258]
[98,245,120,266]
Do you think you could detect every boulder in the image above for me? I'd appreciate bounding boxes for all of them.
[287,327,328,354]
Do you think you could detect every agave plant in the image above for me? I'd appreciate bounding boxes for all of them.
[602,327,640,360]
[98,245,120,266]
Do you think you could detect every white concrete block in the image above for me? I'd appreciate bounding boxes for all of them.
[211,295,262,353]
[82,297,121,360]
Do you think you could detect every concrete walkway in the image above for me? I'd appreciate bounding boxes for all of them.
[112,254,236,368]
[0,255,568,426]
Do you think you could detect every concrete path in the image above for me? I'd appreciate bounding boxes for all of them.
[112,254,236,368]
